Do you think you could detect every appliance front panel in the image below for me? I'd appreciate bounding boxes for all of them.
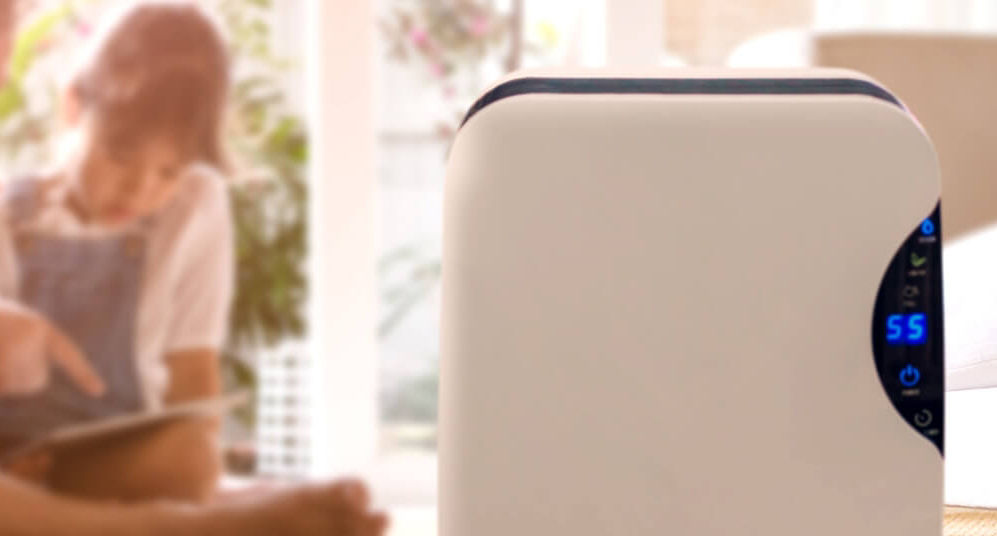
[441,81,942,536]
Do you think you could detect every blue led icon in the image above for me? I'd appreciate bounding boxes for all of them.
[899,364,921,388]
[887,313,928,345]
[921,218,936,236]
[907,313,927,344]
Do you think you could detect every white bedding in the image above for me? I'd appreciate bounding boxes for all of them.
[946,387,997,506]
[945,223,997,391]
[944,222,997,507]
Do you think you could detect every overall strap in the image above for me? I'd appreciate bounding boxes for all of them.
[3,176,44,224]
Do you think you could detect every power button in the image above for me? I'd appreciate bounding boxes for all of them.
[899,364,921,388]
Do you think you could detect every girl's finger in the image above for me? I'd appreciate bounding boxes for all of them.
[368,512,390,534]
[44,323,105,397]
[4,450,53,485]
[332,478,371,510]
[0,348,47,396]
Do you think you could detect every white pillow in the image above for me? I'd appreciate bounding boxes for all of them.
[946,387,997,506]
[945,222,997,391]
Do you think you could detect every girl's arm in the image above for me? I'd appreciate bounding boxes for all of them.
[162,169,233,406]
[143,350,226,500]
[149,171,232,496]
[47,354,225,503]
[164,349,222,403]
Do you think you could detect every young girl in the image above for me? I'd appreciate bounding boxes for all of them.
[0,2,387,536]
[0,1,239,503]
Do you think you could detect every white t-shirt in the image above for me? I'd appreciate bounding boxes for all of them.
[0,165,234,409]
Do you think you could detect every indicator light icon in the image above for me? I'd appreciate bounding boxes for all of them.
[910,252,928,268]
[902,286,920,299]
[921,219,935,236]
[899,364,922,388]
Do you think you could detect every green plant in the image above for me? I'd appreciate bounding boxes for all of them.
[215,0,308,427]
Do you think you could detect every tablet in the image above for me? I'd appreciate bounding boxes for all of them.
[2,391,249,462]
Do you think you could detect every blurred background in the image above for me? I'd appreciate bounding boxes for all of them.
[7,0,997,534]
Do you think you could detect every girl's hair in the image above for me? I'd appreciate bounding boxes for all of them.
[69,1,230,172]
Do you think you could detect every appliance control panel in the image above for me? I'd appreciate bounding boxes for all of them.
[872,204,943,454]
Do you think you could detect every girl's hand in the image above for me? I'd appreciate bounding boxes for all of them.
[3,448,53,486]
[0,300,105,397]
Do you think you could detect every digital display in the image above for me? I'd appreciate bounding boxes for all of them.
[886,313,927,345]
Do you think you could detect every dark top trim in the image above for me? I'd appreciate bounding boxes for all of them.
[460,77,905,128]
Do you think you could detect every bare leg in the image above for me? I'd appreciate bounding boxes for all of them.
[0,474,388,536]
[0,473,161,536]
[47,417,222,503]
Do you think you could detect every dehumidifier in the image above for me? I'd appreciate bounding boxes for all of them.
[440,70,943,536]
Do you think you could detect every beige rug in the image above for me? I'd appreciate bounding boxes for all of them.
[946,507,997,535]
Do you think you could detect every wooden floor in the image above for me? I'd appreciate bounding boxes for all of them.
[946,507,997,535]
[379,505,997,536]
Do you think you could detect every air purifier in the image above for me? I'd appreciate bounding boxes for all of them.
[440,70,943,536]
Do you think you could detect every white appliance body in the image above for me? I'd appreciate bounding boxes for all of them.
[441,70,944,536]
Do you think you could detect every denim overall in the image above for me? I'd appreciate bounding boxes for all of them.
[0,179,145,446]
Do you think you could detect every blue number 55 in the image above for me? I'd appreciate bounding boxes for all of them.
[887,314,904,343]
[907,313,927,344]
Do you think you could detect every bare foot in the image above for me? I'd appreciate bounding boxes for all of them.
[157,479,389,536]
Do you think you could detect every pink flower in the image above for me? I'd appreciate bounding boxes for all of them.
[468,15,490,37]
[410,27,429,47]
